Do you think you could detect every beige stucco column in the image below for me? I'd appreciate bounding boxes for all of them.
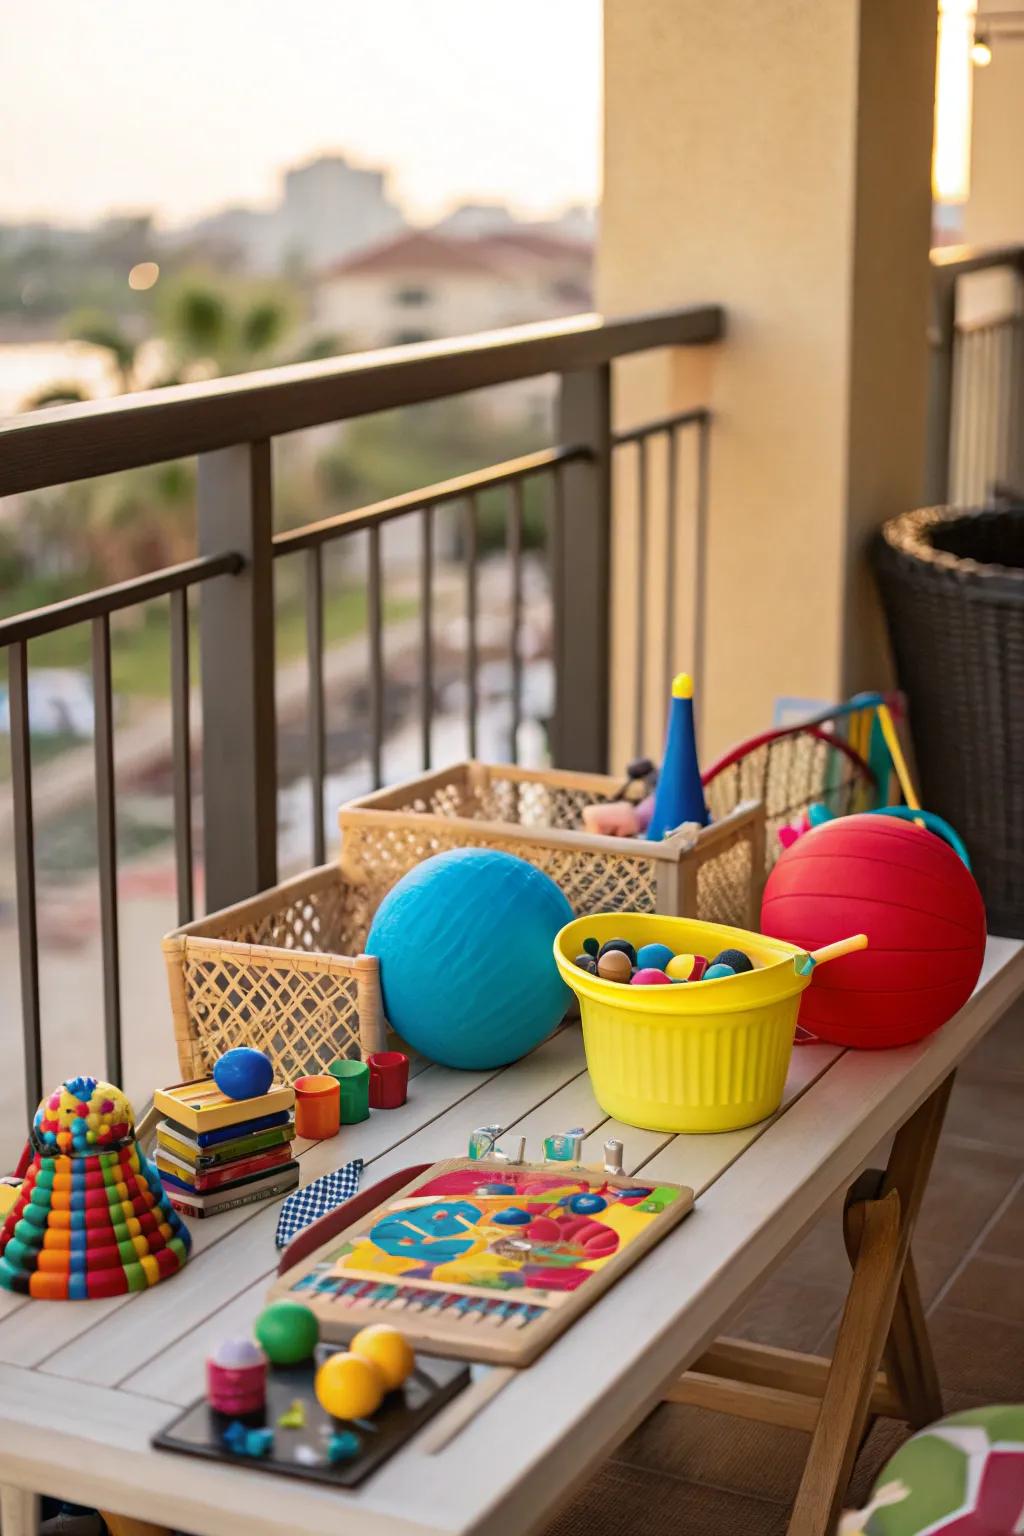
[599,0,937,761]
[964,19,1024,247]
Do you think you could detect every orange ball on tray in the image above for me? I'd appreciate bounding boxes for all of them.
[350,1324,415,1391]
[314,1352,384,1421]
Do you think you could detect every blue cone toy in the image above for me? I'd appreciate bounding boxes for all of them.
[647,672,709,840]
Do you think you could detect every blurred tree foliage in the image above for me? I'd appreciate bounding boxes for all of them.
[313,397,550,551]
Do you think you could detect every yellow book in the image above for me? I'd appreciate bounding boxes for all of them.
[152,1078,295,1135]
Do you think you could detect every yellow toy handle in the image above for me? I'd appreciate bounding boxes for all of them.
[795,933,868,975]
[876,703,922,818]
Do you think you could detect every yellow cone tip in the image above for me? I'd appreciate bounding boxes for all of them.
[671,672,694,699]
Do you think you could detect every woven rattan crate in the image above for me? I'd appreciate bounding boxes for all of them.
[162,864,388,1084]
[338,761,765,929]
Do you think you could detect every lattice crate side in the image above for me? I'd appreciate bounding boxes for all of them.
[340,764,764,926]
[162,864,386,1084]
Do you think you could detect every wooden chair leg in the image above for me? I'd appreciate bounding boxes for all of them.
[787,1190,903,1536]
[101,1515,173,1536]
[0,1486,40,1536]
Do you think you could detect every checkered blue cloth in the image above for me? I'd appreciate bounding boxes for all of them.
[275,1158,363,1249]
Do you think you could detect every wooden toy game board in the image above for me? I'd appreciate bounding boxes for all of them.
[269,1158,695,1366]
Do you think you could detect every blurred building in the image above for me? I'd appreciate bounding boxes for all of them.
[281,155,405,269]
[314,227,593,350]
[169,154,406,274]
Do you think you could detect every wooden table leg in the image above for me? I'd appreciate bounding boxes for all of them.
[101,1515,173,1536]
[1,1485,40,1536]
[787,1190,904,1536]
[787,1072,954,1535]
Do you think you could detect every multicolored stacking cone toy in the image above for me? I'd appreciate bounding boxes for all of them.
[0,1076,191,1300]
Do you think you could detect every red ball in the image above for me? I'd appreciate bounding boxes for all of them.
[760,814,986,1048]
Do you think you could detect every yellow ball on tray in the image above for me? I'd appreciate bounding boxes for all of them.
[350,1324,415,1392]
[314,1352,385,1421]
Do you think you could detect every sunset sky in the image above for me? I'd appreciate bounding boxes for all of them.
[1,0,602,228]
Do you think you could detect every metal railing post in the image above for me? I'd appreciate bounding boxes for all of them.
[553,364,612,771]
[925,274,957,506]
[198,440,278,908]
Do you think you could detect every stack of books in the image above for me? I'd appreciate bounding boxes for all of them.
[153,1079,299,1219]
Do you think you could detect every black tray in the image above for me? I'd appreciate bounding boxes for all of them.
[153,1344,470,1488]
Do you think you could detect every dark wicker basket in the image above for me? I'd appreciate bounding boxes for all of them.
[873,506,1024,937]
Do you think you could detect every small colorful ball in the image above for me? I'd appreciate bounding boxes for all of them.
[631,968,671,985]
[214,1047,274,1101]
[582,937,599,958]
[710,948,754,975]
[597,938,637,967]
[845,1402,1024,1533]
[349,1325,415,1392]
[254,1300,319,1365]
[597,950,633,984]
[574,954,598,974]
[666,953,707,982]
[568,1192,607,1214]
[315,1352,385,1420]
[703,963,736,980]
[636,942,674,972]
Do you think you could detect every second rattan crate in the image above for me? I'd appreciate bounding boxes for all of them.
[162,865,387,1085]
[338,761,765,930]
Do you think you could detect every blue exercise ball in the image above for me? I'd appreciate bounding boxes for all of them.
[366,848,573,1069]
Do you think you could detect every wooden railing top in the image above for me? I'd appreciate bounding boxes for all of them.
[0,305,724,497]
[930,242,1024,282]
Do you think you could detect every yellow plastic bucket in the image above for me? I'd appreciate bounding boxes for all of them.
[554,912,813,1134]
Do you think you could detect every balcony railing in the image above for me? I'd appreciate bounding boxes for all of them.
[0,305,722,1120]
[928,243,1024,507]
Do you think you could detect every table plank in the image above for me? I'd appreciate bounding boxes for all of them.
[370,936,1024,1536]
[1,939,1018,1536]
[45,1029,587,1388]
[0,1365,433,1536]
[642,1040,843,1194]
[0,1061,498,1370]
[125,1055,598,1405]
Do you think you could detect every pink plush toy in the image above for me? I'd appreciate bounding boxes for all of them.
[582,795,656,838]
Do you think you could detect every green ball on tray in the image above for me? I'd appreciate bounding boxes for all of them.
[253,1300,319,1365]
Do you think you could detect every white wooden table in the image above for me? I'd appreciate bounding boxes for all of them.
[1,936,1021,1536]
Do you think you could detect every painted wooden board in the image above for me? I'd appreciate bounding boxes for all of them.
[269,1158,694,1365]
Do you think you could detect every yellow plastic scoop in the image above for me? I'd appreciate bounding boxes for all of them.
[794,933,868,977]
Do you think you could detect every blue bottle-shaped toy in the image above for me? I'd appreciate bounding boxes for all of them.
[647,672,709,840]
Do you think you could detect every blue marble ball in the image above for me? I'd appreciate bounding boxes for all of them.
[213,1047,274,1101]
[703,963,737,981]
[366,848,573,1070]
[636,942,675,973]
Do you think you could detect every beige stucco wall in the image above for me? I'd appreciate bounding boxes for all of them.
[599,0,936,762]
[964,21,1024,247]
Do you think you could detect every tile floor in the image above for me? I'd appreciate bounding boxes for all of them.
[546,998,1024,1534]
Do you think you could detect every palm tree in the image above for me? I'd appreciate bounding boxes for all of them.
[66,310,143,392]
